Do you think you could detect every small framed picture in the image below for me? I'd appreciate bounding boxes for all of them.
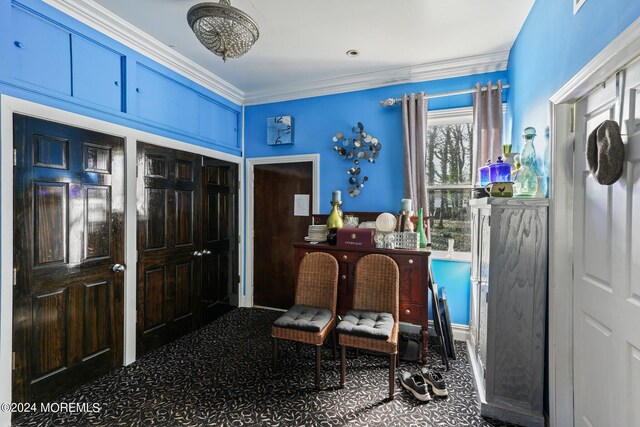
[267,116,294,145]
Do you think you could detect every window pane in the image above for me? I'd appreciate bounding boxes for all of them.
[428,189,471,252]
[427,123,473,186]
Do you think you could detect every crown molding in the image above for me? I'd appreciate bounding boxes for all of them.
[42,0,245,105]
[38,0,509,107]
[243,51,510,106]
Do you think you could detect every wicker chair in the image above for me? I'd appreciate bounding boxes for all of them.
[337,254,399,399]
[271,252,339,390]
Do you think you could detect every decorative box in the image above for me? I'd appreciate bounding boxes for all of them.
[391,232,420,250]
[337,228,375,249]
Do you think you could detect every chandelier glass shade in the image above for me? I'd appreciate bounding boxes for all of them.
[187,0,259,62]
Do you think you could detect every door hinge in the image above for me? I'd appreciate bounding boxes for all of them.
[12,352,16,370]
[13,149,17,167]
[13,268,17,286]
[237,274,241,284]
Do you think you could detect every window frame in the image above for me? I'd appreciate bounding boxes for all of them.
[427,107,474,261]
[426,104,507,261]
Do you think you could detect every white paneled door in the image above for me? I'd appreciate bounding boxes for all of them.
[573,59,640,427]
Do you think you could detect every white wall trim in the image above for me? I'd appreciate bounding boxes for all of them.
[0,96,243,423]
[550,16,640,105]
[243,51,509,106]
[244,154,320,308]
[547,16,640,427]
[42,0,244,105]
[36,0,509,107]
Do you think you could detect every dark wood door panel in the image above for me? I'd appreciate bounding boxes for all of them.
[13,114,124,404]
[201,158,238,324]
[253,162,312,309]
[136,143,202,355]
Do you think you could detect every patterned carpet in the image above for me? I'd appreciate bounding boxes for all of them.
[14,308,517,426]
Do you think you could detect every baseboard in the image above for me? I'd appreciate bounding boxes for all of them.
[398,321,469,342]
[253,305,286,312]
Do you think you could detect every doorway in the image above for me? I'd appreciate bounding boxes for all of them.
[571,60,640,427]
[12,114,125,403]
[136,143,239,355]
[549,25,640,426]
[246,155,319,309]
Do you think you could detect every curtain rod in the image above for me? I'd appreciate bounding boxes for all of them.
[379,83,510,107]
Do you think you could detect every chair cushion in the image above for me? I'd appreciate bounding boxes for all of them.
[336,310,394,340]
[273,305,333,333]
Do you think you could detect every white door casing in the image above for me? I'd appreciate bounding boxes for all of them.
[572,60,640,427]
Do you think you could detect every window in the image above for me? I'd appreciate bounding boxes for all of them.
[426,107,474,255]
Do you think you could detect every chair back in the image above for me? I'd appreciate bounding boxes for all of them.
[295,252,339,313]
[352,254,399,320]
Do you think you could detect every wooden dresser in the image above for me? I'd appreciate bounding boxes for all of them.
[293,242,432,364]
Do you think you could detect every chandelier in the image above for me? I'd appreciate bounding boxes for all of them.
[187,0,259,62]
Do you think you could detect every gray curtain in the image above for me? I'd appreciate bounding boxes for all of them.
[473,81,503,183]
[401,92,429,216]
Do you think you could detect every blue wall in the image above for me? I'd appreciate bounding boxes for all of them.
[245,71,508,213]
[0,0,242,155]
[431,260,471,325]
[507,0,640,174]
[245,74,501,326]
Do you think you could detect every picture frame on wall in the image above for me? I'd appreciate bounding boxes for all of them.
[267,115,294,145]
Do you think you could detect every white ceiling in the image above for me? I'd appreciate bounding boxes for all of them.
[90,0,534,102]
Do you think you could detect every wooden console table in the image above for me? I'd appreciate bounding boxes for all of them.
[293,242,432,364]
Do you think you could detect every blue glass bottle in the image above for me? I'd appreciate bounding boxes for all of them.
[514,127,539,197]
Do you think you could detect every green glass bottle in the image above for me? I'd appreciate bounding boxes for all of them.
[417,207,428,248]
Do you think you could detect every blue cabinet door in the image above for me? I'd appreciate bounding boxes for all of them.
[198,96,239,148]
[71,35,123,111]
[135,64,198,134]
[11,5,71,95]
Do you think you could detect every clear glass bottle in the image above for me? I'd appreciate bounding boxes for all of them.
[514,127,539,197]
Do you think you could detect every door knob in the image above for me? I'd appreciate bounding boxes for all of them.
[193,251,203,257]
[112,264,126,273]
[202,249,212,255]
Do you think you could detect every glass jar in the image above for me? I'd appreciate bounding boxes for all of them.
[489,156,512,183]
[514,127,540,197]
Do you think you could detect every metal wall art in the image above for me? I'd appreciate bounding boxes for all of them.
[332,122,381,197]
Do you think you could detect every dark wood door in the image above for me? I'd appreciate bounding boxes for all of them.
[136,143,202,355]
[253,162,313,309]
[12,114,125,403]
[201,158,238,324]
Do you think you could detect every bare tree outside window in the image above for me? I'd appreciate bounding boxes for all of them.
[426,121,473,252]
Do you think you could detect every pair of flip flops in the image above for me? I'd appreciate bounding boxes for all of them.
[399,367,448,402]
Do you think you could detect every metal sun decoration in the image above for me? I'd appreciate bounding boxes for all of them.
[332,122,382,197]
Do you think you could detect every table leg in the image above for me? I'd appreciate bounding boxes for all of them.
[421,328,429,364]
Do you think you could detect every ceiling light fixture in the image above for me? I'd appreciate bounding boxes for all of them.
[346,49,360,58]
[187,0,259,62]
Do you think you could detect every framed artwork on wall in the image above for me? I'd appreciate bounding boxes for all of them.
[573,0,587,14]
[267,116,294,145]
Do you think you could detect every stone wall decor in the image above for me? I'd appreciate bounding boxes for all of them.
[331,122,381,197]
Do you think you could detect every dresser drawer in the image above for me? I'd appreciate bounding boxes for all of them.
[399,302,422,325]
[391,255,424,304]
[333,251,357,263]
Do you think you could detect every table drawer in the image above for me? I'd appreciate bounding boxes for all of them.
[399,302,422,325]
